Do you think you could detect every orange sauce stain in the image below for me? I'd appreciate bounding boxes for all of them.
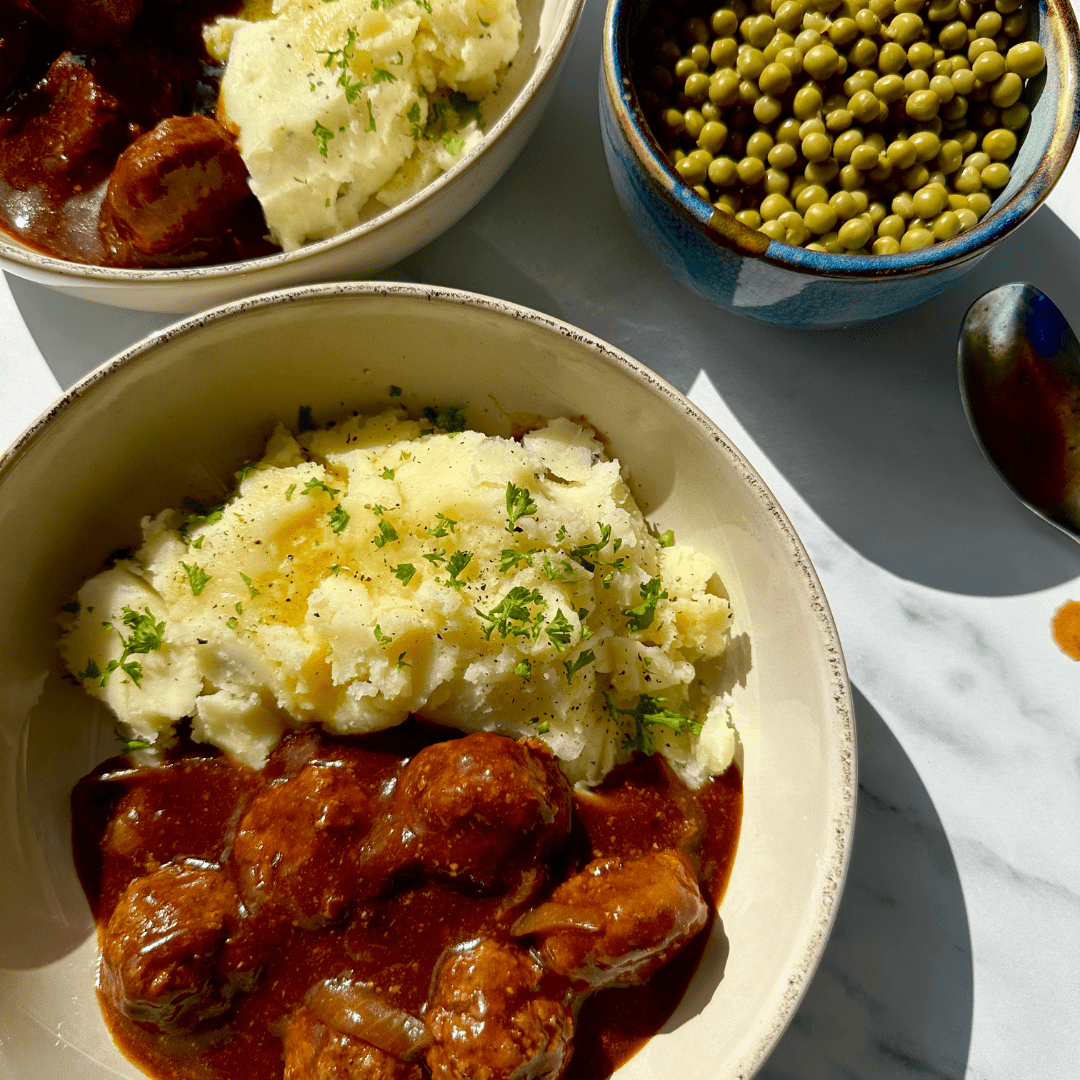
[1052,600,1080,660]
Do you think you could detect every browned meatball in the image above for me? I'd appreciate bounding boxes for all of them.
[284,1008,425,1080]
[99,115,252,261]
[233,761,376,927]
[376,734,572,891]
[101,862,252,1033]
[37,0,143,46]
[512,849,709,989]
[0,48,180,189]
[425,939,574,1080]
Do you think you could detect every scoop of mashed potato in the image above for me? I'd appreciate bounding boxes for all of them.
[59,410,736,786]
[206,0,520,251]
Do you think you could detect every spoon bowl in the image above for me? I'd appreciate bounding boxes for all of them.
[959,283,1080,543]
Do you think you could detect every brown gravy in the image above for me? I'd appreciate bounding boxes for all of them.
[72,721,742,1080]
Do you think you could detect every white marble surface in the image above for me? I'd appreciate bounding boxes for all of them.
[3,0,1080,1076]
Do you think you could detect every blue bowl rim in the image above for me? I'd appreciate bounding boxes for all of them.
[602,0,1080,280]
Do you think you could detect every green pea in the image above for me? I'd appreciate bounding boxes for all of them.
[1003,10,1028,38]
[738,156,768,183]
[685,72,712,102]
[768,141,800,168]
[869,0,896,20]
[796,183,830,211]
[850,142,881,169]
[968,37,998,63]
[746,130,773,158]
[1000,102,1030,130]
[759,218,788,241]
[710,70,741,106]
[972,50,1007,83]
[927,0,960,22]
[776,46,805,73]
[738,78,762,105]
[902,162,930,190]
[941,95,969,121]
[930,210,961,240]
[950,68,977,95]
[802,131,834,161]
[804,201,839,232]
[1007,40,1045,76]
[737,47,767,79]
[929,74,955,104]
[684,109,706,139]
[846,88,880,122]
[662,108,687,135]
[674,57,699,81]
[764,167,791,193]
[735,209,764,228]
[887,138,918,168]
[912,184,947,217]
[774,0,805,33]
[982,127,1017,161]
[975,10,1003,36]
[795,29,824,54]
[760,193,794,219]
[714,192,740,213]
[829,17,859,46]
[851,190,871,214]
[833,128,865,161]
[964,150,991,170]
[906,90,940,121]
[956,128,979,153]
[878,213,906,238]
[818,230,845,252]
[937,139,963,173]
[701,101,721,122]
[907,41,936,70]
[889,12,923,44]
[981,161,1010,188]
[911,130,941,161]
[990,71,1023,108]
[855,8,882,34]
[846,37,879,68]
[712,37,739,68]
[900,226,934,250]
[683,16,711,44]
[838,216,873,247]
[747,14,777,48]
[838,163,866,189]
[826,108,854,131]
[778,210,810,245]
[698,120,730,153]
[873,73,906,102]
[938,20,968,50]
[872,235,902,253]
[804,43,841,79]
[830,189,860,220]
[709,155,740,185]
[693,184,711,200]
[799,117,827,137]
[877,41,908,73]
[805,158,840,184]
[711,9,739,37]
[869,153,895,181]
[952,207,976,230]
[676,155,708,185]
[793,85,825,119]
[754,95,785,122]
[776,117,804,144]
[953,164,984,193]
[968,191,992,216]
[903,69,931,94]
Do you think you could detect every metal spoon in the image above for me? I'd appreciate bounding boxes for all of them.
[958,283,1080,543]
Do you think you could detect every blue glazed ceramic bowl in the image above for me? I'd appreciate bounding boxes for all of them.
[601,0,1080,328]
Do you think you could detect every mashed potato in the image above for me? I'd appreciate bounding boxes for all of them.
[59,410,736,786]
[205,0,520,251]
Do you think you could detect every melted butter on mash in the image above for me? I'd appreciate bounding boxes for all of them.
[59,410,736,786]
[205,0,520,252]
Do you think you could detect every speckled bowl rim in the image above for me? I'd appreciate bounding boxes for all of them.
[0,281,856,1079]
[0,0,585,284]
[603,0,1080,279]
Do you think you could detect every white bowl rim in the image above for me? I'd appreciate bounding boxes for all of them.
[0,280,857,1078]
[0,0,586,284]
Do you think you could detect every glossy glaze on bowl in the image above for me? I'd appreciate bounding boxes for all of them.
[601,0,1080,327]
[0,0,584,313]
[0,283,854,1080]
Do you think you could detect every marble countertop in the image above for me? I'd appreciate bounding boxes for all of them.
[2,1,1079,1076]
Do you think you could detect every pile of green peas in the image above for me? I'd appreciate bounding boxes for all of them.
[635,0,1046,253]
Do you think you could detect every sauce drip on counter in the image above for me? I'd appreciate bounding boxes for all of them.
[72,721,742,1080]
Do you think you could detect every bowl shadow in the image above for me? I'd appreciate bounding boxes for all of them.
[758,686,973,1080]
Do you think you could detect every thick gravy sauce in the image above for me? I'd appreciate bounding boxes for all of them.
[72,720,742,1080]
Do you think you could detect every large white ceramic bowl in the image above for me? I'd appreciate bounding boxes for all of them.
[0,283,855,1079]
[0,0,583,314]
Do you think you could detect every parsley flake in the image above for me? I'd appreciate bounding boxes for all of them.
[285,483,297,501]
[390,384,403,397]
[372,519,397,547]
[445,550,472,589]
[423,549,446,565]
[240,572,260,598]
[563,649,596,683]
[226,616,239,630]
[515,659,532,680]
[313,120,335,156]
[606,692,702,755]
[477,587,547,641]
[365,99,376,132]
[623,577,667,633]
[98,607,166,689]
[426,513,457,537]
[505,482,537,533]
[381,466,395,480]
[499,549,531,572]
[393,563,416,585]
[373,67,396,83]
[329,505,351,534]
[658,529,675,548]
[422,404,465,432]
[544,609,573,651]
[374,624,390,643]
[181,562,211,596]
[303,477,341,498]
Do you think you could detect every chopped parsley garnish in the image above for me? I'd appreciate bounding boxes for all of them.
[373,67,396,83]
[606,692,702,755]
[422,404,465,432]
[415,0,432,10]
[444,550,472,589]
[515,659,532,680]
[63,600,81,614]
[122,739,151,753]
[426,513,457,537]
[313,120,335,157]
[96,607,166,689]
[555,525,567,542]
[235,602,243,615]
[240,572,260,598]
[181,499,224,539]
[541,556,573,582]
[298,405,316,432]
[571,524,617,564]
[396,652,410,669]
[423,549,446,565]
[372,518,397,547]
[479,16,490,26]
[477,587,547,641]
[370,0,391,8]
[390,385,402,397]
[505,482,537,533]
[370,503,387,515]
[329,505,351,534]
[499,549,532,572]
[303,477,341,498]
[537,721,550,735]
[623,577,667,633]
[181,562,211,596]
[658,529,675,548]
[381,467,395,480]
[191,536,205,549]
[285,484,297,501]
[443,132,465,155]
[235,461,259,483]
[77,658,101,681]
[365,99,376,132]
[330,565,343,575]
[563,649,595,683]
[374,624,390,643]
[544,609,573,651]
[226,617,239,630]
[393,563,416,585]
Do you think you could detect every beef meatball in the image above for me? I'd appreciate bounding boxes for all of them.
[101,862,251,1033]
[376,734,572,890]
[425,939,574,1080]
[233,760,376,927]
[36,0,143,47]
[100,115,253,262]
[512,849,709,988]
[284,1008,425,1080]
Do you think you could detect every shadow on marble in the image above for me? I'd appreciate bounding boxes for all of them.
[759,686,973,1080]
